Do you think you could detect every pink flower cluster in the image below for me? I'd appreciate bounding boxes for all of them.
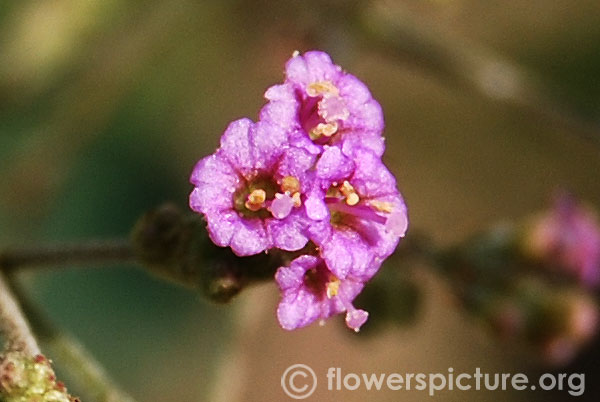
[190,51,408,331]
[525,194,600,288]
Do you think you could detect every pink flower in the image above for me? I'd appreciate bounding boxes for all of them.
[525,194,600,287]
[275,255,369,331]
[190,118,316,256]
[306,147,408,281]
[260,50,385,158]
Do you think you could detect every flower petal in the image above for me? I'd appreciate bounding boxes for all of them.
[205,210,239,248]
[219,118,254,174]
[316,146,355,181]
[350,148,397,198]
[267,211,310,251]
[229,218,271,256]
[320,229,373,280]
[249,120,288,170]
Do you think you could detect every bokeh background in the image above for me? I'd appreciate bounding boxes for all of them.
[1,0,600,401]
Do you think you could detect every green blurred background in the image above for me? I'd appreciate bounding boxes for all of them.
[1,0,600,401]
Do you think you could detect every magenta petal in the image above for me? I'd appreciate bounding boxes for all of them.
[303,51,339,83]
[264,83,294,102]
[229,218,271,256]
[219,118,254,174]
[190,153,238,187]
[316,146,355,181]
[205,210,239,248]
[305,192,329,221]
[285,54,310,86]
[267,211,310,251]
[306,220,332,246]
[289,129,322,155]
[337,74,371,106]
[277,288,322,330]
[350,148,397,197]
[341,132,385,158]
[277,147,316,182]
[189,187,232,216]
[320,230,373,280]
[275,256,323,330]
[250,120,288,169]
[189,154,240,213]
[275,255,318,289]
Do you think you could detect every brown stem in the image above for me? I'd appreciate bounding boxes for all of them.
[0,239,134,273]
[0,272,40,356]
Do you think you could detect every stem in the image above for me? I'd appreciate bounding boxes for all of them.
[0,239,134,272]
[0,272,40,356]
[351,1,600,147]
[7,275,138,402]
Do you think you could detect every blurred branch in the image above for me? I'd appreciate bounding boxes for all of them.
[0,239,133,273]
[7,275,138,402]
[0,272,40,356]
[344,1,600,147]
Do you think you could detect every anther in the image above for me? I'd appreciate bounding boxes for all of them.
[326,278,340,298]
[306,81,339,97]
[310,122,338,139]
[280,176,301,194]
[245,189,266,211]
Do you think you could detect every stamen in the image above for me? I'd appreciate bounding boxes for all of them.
[369,200,394,213]
[245,189,266,211]
[339,181,360,206]
[291,192,302,207]
[280,176,301,194]
[326,277,340,298]
[306,81,339,97]
[346,193,360,206]
[326,197,387,224]
[309,122,338,140]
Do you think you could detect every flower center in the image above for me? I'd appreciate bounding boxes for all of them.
[325,181,407,236]
[303,265,340,299]
[300,81,349,144]
[233,175,302,220]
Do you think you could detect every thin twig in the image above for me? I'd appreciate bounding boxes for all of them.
[0,272,40,356]
[0,239,134,273]
[352,1,600,147]
[7,275,138,402]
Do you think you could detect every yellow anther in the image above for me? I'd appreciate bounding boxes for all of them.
[310,122,338,139]
[280,176,301,194]
[326,278,340,298]
[306,81,339,97]
[339,180,355,196]
[339,181,360,206]
[369,200,394,213]
[291,192,302,207]
[346,193,360,206]
[245,189,266,211]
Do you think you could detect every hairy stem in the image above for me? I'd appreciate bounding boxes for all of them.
[0,272,40,356]
[0,239,134,272]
